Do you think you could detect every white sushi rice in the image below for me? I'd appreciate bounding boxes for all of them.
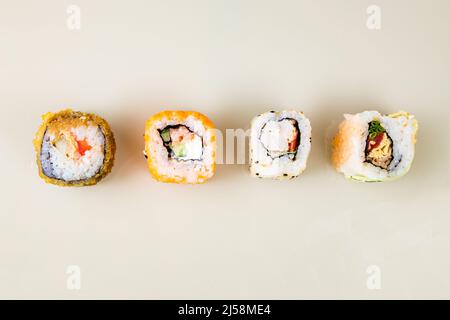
[250,110,312,179]
[148,116,215,183]
[41,125,105,181]
[337,111,417,181]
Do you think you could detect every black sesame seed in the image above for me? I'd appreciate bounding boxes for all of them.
[283,173,288,177]
[270,110,275,113]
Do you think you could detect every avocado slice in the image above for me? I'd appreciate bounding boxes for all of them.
[171,143,187,158]
[160,128,171,142]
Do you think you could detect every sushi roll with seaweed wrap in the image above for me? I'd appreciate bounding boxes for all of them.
[332,111,418,182]
[250,110,312,179]
[34,109,116,186]
[144,110,216,184]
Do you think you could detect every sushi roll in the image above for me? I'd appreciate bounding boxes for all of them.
[34,109,116,186]
[332,111,418,182]
[250,110,312,179]
[144,110,216,184]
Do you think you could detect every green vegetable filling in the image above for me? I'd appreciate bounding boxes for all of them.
[170,143,187,158]
[368,121,385,140]
[160,128,171,142]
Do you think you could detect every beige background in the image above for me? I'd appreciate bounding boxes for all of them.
[1,0,450,299]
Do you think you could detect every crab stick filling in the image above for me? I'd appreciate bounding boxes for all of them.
[259,119,300,159]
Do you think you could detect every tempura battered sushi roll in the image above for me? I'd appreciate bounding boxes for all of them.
[34,109,116,186]
[332,111,418,182]
[250,110,312,179]
[144,110,216,184]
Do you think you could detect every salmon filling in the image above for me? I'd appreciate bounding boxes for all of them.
[52,131,92,160]
[159,125,203,160]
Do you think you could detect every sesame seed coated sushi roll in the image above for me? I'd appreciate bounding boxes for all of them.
[332,111,418,182]
[144,110,216,184]
[34,109,116,186]
[250,110,312,179]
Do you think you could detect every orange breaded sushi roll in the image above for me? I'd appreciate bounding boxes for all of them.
[144,111,216,184]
